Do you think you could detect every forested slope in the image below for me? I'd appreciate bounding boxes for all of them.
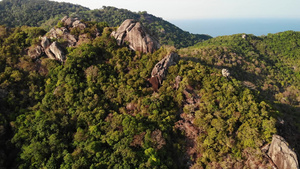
[1,16,299,168]
[0,0,89,27]
[0,0,211,48]
[179,32,300,157]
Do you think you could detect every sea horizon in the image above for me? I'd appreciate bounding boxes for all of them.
[169,18,300,37]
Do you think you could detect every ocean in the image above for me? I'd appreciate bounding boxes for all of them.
[169,18,300,37]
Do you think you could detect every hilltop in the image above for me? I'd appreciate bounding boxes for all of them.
[0,0,211,48]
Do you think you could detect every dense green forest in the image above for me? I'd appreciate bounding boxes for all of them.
[0,15,299,168]
[0,0,299,168]
[179,32,300,157]
[0,0,211,48]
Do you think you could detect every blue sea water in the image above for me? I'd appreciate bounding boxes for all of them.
[170,18,300,37]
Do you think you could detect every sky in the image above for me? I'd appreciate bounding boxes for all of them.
[52,0,300,20]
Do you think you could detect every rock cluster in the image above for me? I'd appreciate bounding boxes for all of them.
[28,16,95,62]
[111,19,160,54]
[267,135,299,169]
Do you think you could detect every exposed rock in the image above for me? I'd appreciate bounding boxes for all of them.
[48,28,60,39]
[149,76,160,92]
[28,45,43,59]
[49,42,64,61]
[66,34,77,47]
[222,68,230,77]
[45,47,56,60]
[126,102,136,111]
[48,27,77,47]
[61,16,68,22]
[174,76,182,89]
[151,52,180,84]
[242,34,247,39]
[28,16,98,61]
[62,17,75,27]
[76,34,90,46]
[41,37,50,49]
[261,143,271,153]
[267,135,299,169]
[151,129,166,150]
[111,19,160,53]
[72,20,86,29]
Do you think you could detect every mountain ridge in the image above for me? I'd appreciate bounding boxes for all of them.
[0,0,211,48]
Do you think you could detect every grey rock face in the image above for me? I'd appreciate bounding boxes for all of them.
[151,52,180,84]
[41,37,50,49]
[45,47,55,60]
[149,52,180,91]
[268,135,299,169]
[49,42,64,62]
[111,19,160,53]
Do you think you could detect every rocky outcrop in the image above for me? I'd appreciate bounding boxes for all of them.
[267,135,299,169]
[111,19,160,53]
[222,68,230,77]
[48,27,77,47]
[151,52,180,84]
[41,37,50,49]
[61,16,86,29]
[27,16,98,62]
[72,20,86,29]
[48,42,64,61]
[28,45,43,59]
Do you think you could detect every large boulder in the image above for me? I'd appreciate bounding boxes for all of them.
[111,19,160,53]
[48,27,77,47]
[44,42,64,61]
[72,20,86,29]
[45,47,56,60]
[151,52,180,84]
[48,42,64,62]
[268,135,299,169]
[28,45,43,59]
[61,16,75,27]
[41,37,50,49]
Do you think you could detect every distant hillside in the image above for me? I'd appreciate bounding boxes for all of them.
[0,0,89,27]
[0,0,211,48]
[83,7,211,48]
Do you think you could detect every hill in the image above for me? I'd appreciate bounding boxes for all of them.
[0,0,211,48]
[0,17,298,168]
[179,32,300,158]
[0,0,89,27]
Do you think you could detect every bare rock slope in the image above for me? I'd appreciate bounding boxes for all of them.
[268,135,299,169]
